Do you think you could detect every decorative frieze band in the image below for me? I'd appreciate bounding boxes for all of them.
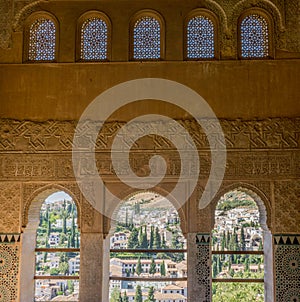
[0,233,21,244]
[0,118,299,152]
[274,234,300,246]
[0,151,298,181]
[196,233,210,245]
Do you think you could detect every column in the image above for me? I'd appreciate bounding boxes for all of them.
[187,233,211,302]
[79,233,104,301]
[19,229,36,302]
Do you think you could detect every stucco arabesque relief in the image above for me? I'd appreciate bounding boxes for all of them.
[0,118,299,234]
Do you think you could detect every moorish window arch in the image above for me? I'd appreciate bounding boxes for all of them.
[77,11,112,61]
[211,185,274,302]
[130,10,165,60]
[24,11,59,62]
[184,9,219,60]
[20,186,81,301]
[107,190,188,301]
[238,9,274,59]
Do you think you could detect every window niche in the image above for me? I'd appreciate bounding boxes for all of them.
[130,10,165,61]
[23,12,59,62]
[238,9,274,59]
[77,11,111,62]
[184,9,219,60]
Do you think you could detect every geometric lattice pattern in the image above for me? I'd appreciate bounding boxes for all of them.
[0,244,19,301]
[275,236,300,302]
[195,234,211,301]
[187,16,215,59]
[80,17,108,60]
[241,14,269,58]
[133,16,160,60]
[28,18,56,61]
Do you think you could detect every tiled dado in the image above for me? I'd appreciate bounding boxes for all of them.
[274,234,300,302]
[195,233,211,302]
[0,233,20,302]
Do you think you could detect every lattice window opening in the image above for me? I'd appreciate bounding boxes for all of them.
[80,17,108,61]
[29,18,56,61]
[187,16,215,59]
[133,16,161,60]
[241,14,269,58]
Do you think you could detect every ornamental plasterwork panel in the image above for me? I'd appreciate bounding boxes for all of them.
[274,180,300,233]
[0,183,21,233]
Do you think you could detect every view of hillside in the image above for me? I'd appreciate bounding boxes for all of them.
[33,190,264,301]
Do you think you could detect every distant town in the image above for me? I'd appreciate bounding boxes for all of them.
[34,190,264,301]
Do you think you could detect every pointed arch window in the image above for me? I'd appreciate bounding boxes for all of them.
[27,17,57,61]
[240,13,270,58]
[80,16,109,61]
[131,11,164,60]
[186,14,216,59]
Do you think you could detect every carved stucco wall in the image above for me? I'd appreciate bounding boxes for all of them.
[0,117,298,233]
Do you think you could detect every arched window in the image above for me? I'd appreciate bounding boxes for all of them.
[212,189,273,301]
[25,13,58,62]
[185,13,217,59]
[108,191,187,301]
[34,191,80,301]
[131,11,164,60]
[239,13,270,58]
[78,12,111,61]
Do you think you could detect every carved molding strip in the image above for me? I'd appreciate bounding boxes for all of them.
[0,151,298,181]
[0,118,299,152]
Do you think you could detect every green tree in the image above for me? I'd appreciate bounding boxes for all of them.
[212,262,218,278]
[147,286,155,302]
[149,258,156,275]
[149,226,154,249]
[70,214,76,247]
[110,287,121,302]
[153,227,161,249]
[123,291,129,302]
[134,285,143,302]
[136,257,143,276]
[118,292,123,302]
[258,239,263,251]
[128,228,139,249]
[160,260,166,276]
[240,226,246,251]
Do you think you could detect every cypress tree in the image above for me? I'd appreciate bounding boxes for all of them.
[149,226,154,249]
[160,260,166,276]
[136,257,142,276]
[123,291,129,302]
[134,285,143,302]
[240,226,246,251]
[147,286,155,302]
[128,228,139,249]
[153,227,161,249]
[149,258,156,275]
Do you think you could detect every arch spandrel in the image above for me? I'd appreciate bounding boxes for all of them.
[22,182,81,229]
